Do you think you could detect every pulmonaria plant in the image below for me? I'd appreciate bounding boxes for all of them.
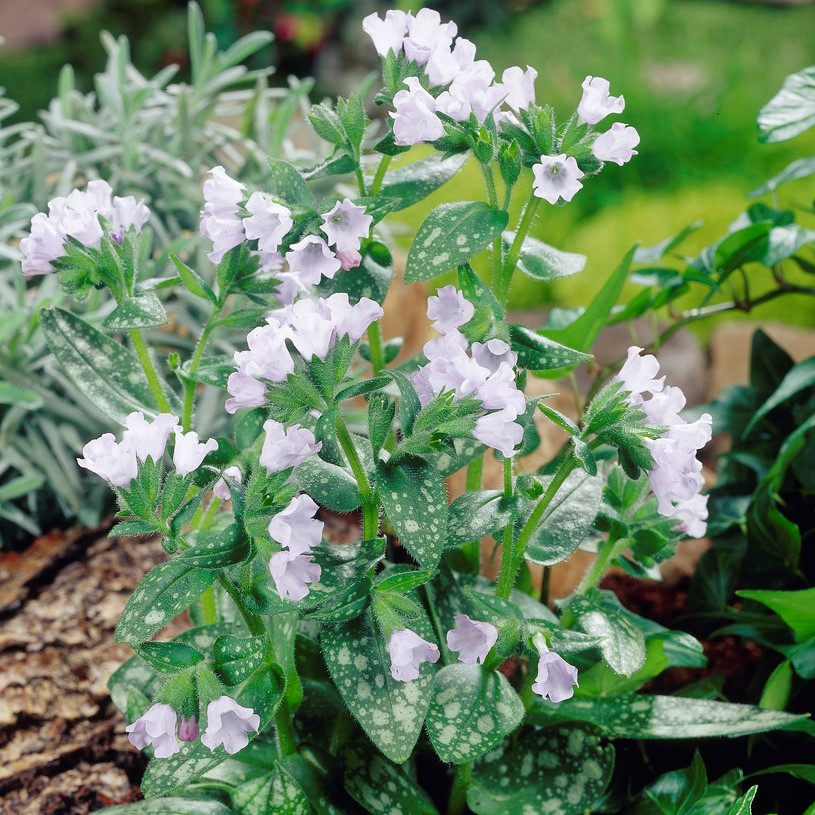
[20,7,804,815]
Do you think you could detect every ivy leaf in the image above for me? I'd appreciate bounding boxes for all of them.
[405,202,508,283]
[467,724,614,815]
[321,607,437,763]
[426,665,524,763]
[377,458,448,568]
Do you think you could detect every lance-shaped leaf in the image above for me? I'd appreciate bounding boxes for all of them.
[758,66,815,143]
[267,157,316,208]
[467,724,614,815]
[115,560,219,646]
[103,292,168,330]
[374,152,469,211]
[233,758,311,815]
[321,607,438,763]
[405,201,508,283]
[426,664,524,763]
[509,324,591,372]
[98,800,234,814]
[503,230,586,281]
[446,490,516,549]
[296,456,362,512]
[41,307,172,421]
[214,634,268,685]
[178,524,252,568]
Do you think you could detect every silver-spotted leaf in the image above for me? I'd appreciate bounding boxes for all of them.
[233,760,311,815]
[99,800,233,815]
[426,665,524,763]
[467,724,614,815]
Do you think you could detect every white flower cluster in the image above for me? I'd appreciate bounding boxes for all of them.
[364,8,535,146]
[126,696,259,758]
[20,180,150,276]
[268,491,324,602]
[616,346,712,538]
[199,167,372,301]
[225,293,383,414]
[412,285,525,458]
[77,412,217,488]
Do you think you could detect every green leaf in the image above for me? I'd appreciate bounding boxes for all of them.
[746,764,815,784]
[758,66,815,143]
[568,592,647,677]
[737,587,815,641]
[343,742,439,815]
[103,293,168,330]
[309,102,346,146]
[426,665,524,763]
[446,490,515,549]
[169,253,217,303]
[41,307,169,421]
[764,224,815,266]
[504,230,586,280]
[115,560,219,646]
[375,153,469,211]
[759,659,793,711]
[296,456,362,512]
[405,202,509,283]
[467,724,614,815]
[726,786,758,815]
[539,245,636,356]
[750,156,815,196]
[377,458,448,568]
[233,759,311,815]
[138,642,204,672]
[214,635,268,686]
[0,474,46,502]
[631,751,708,815]
[744,357,815,435]
[178,525,251,568]
[387,369,422,436]
[99,800,234,815]
[266,158,316,208]
[509,324,592,372]
[321,607,437,763]
[530,693,813,738]
[0,382,44,410]
[525,470,603,566]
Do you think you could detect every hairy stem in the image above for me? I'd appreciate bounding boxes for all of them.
[336,416,379,539]
[369,154,393,196]
[480,162,503,292]
[129,329,172,413]
[495,457,517,600]
[461,455,484,572]
[446,761,473,815]
[575,533,628,595]
[182,308,221,430]
[497,191,539,304]
[367,320,386,375]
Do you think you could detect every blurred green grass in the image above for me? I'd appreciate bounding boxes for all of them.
[390,0,815,336]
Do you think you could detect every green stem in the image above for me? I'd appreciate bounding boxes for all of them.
[369,154,393,196]
[218,575,298,755]
[200,584,218,625]
[498,191,540,304]
[461,456,484,572]
[367,320,386,375]
[335,416,379,539]
[575,532,628,595]
[495,457,516,600]
[355,165,367,196]
[497,456,577,600]
[446,761,473,815]
[479,162,503,292]
[182,308,221,430]
[129,329,172,413]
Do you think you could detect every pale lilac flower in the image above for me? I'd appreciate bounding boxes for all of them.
[172,430,218,476]
[388,629,440,682]
[268,493,324,554]
[445,61,505,124]
[673,492,709,539]
[474,408,524,458]
[225,371,267,414]
[269,549,321,601]
[58,189,105,247]
[452,37,477,70]
[592,122,640,166]
[532,650,579,703]
[616,346,664,401]
[125,703,179,758]
[20,212,66,276]
[477,363,526,414]
[577,75,625,125]
[502,65,537,113]
[402,8,457,66]
[362,9,408,56]
[426,41,461,87]
[213,465,243,501]
[284,300,337,361]
[274,271,310,304]
[111,196,151,240]
[285,235,341,288]
[259,420,321,474]
[177,715,199,742]
[422,330,469,363]
[200,166,245,263]
[472,339,517,374]
[435,88,472,122]
[77,433,138,488]
[85,179,114,218]
[447,614,499,665]
[243,192,293,256]
[642,385,685,427]
[201,696,260,755]
[336,248,362,270]
[323,293,384,343]
[320,199,373,253]
[532,154,585,205]
[391,77,444,146]
[122,412,179,463]
[234,323,295,382]
[427,285,475,335]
